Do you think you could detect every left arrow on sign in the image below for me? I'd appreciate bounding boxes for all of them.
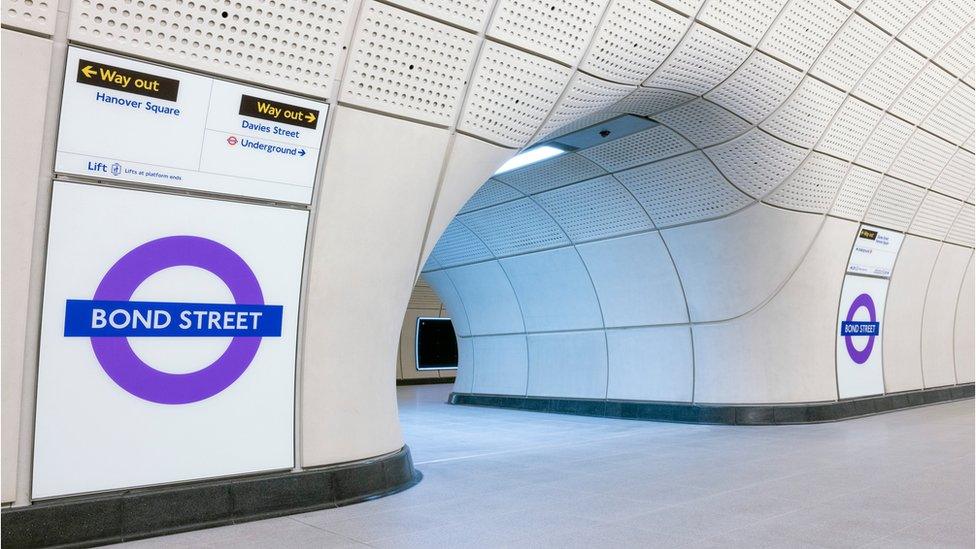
[81,65,96,79]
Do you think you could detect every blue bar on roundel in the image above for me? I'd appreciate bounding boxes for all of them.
[64,299,283,337]
[839,321,879,336]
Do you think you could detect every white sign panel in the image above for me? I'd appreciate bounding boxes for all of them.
[847,225,904,279]
[33,181,308,498]
[55,46,327,204]
[836,275,888,399]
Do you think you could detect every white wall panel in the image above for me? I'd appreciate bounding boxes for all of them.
[576,232,688,327]
[616,152,753,228]
[857,115,914,172]
[954,258,975,383]
[883,236,940,392]
[471,335,529,395]
[421,135,516,263]
[302,107,448,467]
[606,326,693,402]
[500,247,603,331]
[579,0,688,85]
[446,261,525,335]
[920,244,973,387]
[459,41,572,147]
[890,64,956,125]
[486,0,608,65]
[459,179,524,214]
[340,1,478,125]
[454,336,475,393]
[923,83,976,145]
[693,217,853,404]
[526,331,608,398]
[858,0,928,35]
[431,219,494,267]
[899,0,972,58]
[934,24,975,78]
[422,270,471,337]
[888,131,957,188]
[1,28,51,504]
[68,0,355,98]
[612,87,696,116]
[663,204,821,321]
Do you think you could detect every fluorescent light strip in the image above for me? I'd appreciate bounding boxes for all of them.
[493,145,565,175]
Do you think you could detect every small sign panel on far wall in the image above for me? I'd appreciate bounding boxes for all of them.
[55,46,328,204]
[847,225,904,279]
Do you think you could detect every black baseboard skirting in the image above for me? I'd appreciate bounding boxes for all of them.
[1,445,421,549]
[449,384,975,425]
[396,377,456,386]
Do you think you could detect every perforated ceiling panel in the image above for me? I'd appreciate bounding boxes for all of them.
[761,77,846,148]
[899,0,972,59]
[458,198,570,257]
[923,82,976,145]
[935,24,975,78]
[431,219,495,267]
[653,100,750,148]
[932,150,976,200]
[459,178,525,214]
[946,203,976,246]
[854,42,926,109]
[643,24,752,95]
[888,131,957,188]
[810,14,889,91]
[909,192,964,240]
[486,0,608,65]
[611,87,695,117]
[831,165,883,221]
[817,97,883,160]
[759,0,849,71]
[890,64,957,126]
[578,125,693,172]
[615,151,753,227]
[706,53,803,124]
[765,152,848,214]
[494,153,605,194]
[340,1,477,125]
[385,0,493,31]
[458,41,573,147]
[534,175,653,242]
[697,0,786,45]
[705,130,807,198]
[537,73,635,138]
[856,115,914,172]
[68,0,354,98]
[864,177,927,231]
[579,0,688,85]
[3,0,56,35]
[859,0,928,35]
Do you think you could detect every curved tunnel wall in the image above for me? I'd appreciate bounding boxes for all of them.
[0,0,972,513]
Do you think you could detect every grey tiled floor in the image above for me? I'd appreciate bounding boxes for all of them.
[120,385,975,548]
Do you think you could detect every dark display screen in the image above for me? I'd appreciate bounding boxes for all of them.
[416,318,458,370]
